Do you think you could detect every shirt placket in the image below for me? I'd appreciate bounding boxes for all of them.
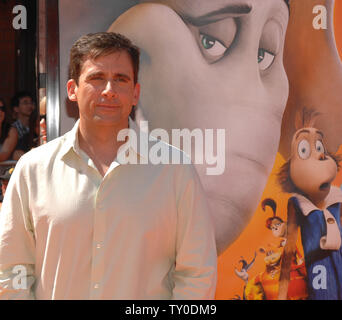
[89,178,107,299]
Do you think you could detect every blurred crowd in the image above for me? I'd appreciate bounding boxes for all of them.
[0,92,46,204]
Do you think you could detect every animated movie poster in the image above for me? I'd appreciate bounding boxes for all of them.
[57,0,342,300]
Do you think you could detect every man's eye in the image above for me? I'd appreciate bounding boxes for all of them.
[200,34,228,61]
[115,77,128,83]
[258,48,275,71]
[90,76,103,81]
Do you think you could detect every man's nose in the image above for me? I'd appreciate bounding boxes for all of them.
[102,80,117,99]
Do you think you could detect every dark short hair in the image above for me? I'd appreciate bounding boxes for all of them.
[10,91,34,109]
[69,32,140,84]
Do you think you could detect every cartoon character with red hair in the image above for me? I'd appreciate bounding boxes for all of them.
[261,198,308,299]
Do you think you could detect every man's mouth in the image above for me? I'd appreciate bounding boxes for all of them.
[97,104,120,109]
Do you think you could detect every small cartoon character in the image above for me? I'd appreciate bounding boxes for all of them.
[245,245,282,300]
[234,252,257,300]
[234,253,257,283]
[278,108,342,300]
[262,198,306,264]
[245,244,307,300]
[262,198,287,246]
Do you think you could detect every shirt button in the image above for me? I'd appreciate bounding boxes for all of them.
[94,283,99,289]
[96,243,101,249]
[327,218,335,224]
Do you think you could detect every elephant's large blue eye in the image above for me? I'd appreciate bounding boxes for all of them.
[186,16,237,64]
[200,34,227,57]
[258,48,275,70]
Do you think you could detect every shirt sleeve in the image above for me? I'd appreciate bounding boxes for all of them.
[172,164,217,300]
[0,157,36,299]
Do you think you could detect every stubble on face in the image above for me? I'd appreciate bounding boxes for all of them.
[74,51,140,131]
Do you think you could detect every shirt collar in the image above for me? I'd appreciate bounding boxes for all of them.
[59,119,80,159]
[60,118,145,163]
[293,186,342,216]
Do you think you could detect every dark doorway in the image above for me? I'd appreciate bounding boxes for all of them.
[0,0,37,110]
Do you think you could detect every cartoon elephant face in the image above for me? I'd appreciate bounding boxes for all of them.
[109,0,289,253]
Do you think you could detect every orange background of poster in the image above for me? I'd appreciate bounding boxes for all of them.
[215,2,342,300]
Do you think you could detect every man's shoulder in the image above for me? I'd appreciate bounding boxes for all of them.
[18,131,70,165]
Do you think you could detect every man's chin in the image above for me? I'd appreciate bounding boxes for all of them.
[93,114,124,125]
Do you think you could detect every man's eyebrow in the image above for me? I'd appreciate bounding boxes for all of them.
[181,4,252,27]
[114,73,132,80]
[85,71,105,80]
[85,71,132,81]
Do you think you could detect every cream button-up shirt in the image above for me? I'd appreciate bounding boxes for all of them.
[0,121,217,299]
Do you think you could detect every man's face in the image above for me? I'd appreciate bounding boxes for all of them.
[16,96,34,117]
[67,50,140,128]
[109,0,289,253]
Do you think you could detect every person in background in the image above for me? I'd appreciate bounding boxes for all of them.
[10,91,35,160]
[0,166,15,203]
[0,98,18,162]
[12,110,40,159]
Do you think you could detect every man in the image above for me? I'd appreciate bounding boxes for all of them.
[0,32,217,299]
[10,91,35,157]
[108,0,290,253]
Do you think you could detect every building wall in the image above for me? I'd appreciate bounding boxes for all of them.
[0,0,17,109]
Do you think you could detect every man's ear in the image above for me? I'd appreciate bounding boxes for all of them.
[132,82,141,107]
[67,79,78,102]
